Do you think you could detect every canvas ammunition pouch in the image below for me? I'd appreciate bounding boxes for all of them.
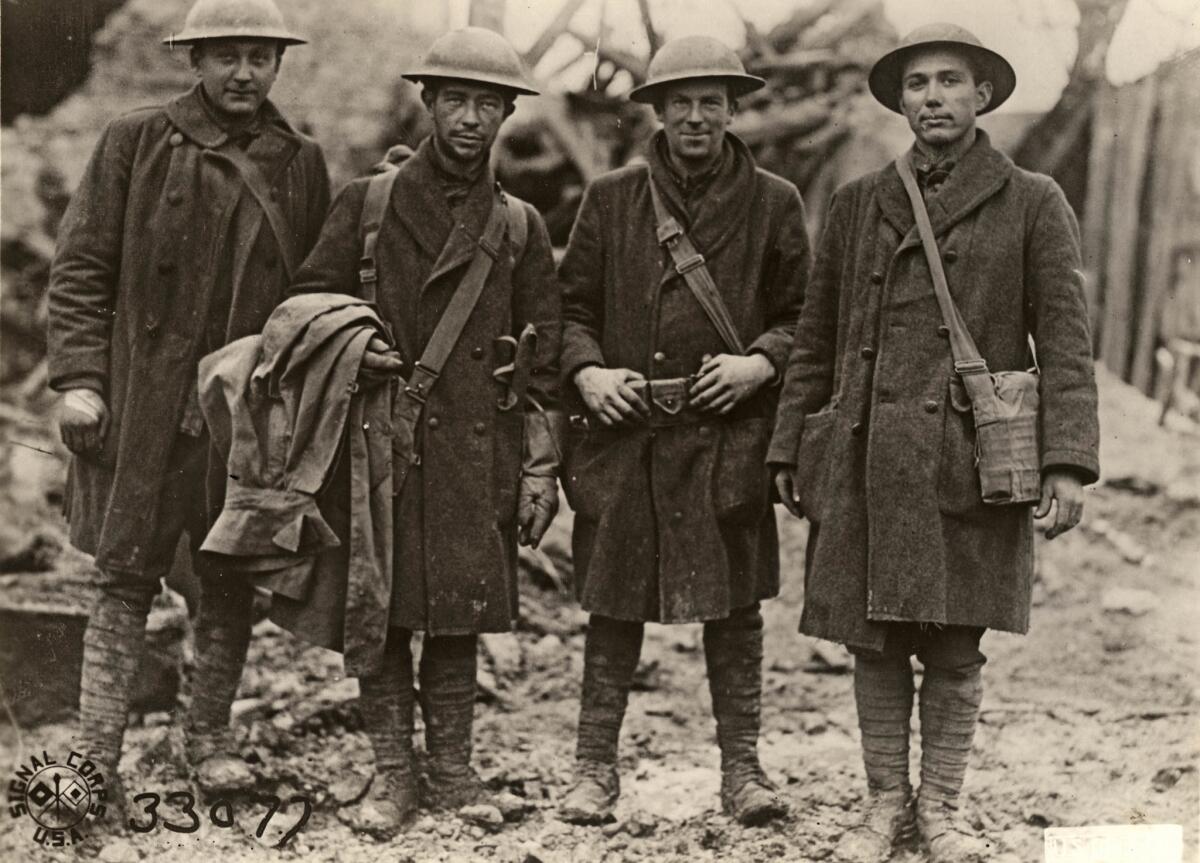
[897,156,1041,505]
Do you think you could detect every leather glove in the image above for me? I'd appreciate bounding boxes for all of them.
[518,409,565,547]
[58,388,109,455]
[518,475,559,548]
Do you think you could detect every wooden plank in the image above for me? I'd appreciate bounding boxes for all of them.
[1097,75,1158,378]
[1130,52,1200,390]
[1081,83,1119,340]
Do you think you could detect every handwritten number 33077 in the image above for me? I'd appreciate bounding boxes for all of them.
[128,791,312,847]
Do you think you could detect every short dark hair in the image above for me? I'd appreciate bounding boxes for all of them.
[899,44,987,88]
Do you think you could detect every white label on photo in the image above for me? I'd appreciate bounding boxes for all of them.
[1044,825,1183,863]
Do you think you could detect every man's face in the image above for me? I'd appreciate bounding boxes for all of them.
[656,80,734,168]
[426,82,509,164]
[899,49,992,149]
[192,38,280,119]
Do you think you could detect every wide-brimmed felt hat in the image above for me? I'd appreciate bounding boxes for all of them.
[629,35,764,104]
[868,23,1015,115]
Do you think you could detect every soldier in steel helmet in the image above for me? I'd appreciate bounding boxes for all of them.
[284,27,561,837]
[556,35,811,826]
[769,23,1099,862]
[45,0,329,837]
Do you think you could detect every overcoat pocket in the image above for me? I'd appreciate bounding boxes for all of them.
[793,407,837,522]
[714,416,771,523]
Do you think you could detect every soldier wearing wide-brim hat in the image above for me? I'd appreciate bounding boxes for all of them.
[769,23,1098,862]
[46,0,329,844]
[281,26,562,838]
[556,35,810,826]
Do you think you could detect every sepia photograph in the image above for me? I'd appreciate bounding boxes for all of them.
[1,0,1197,860]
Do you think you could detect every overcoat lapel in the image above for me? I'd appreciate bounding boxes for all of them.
[165,86,302,184]
[388,137,497,292]
[876,130,1014,250]
[645,131,757,260]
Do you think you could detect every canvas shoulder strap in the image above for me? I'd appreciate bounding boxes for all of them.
[645,168,746,355]
[894,155,986,376]
[389,193,511,493]
[358,164,401,303]
[209,143,301,280]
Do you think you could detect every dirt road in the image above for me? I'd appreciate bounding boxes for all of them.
[1,373,1196,862]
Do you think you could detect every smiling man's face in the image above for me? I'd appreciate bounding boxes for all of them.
[656,79,734,172]
[192,38,280,120]
[899,48,992,150]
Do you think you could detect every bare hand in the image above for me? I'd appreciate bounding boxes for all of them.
[773,466,802,518]
[574,366,649,427]
[689,353,775,414]
[359,335,404,386]
[1035,469,1084,539]
[58,388,109,455]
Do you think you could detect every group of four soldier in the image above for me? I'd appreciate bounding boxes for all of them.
[48,1,1099,860]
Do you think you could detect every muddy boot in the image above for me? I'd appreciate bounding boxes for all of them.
[916,662,988,862]
[183,570,255,794]
[704,605,787,826]
[559,759,620,825]
[834,789,915,862]
[837,649,918,860]
[558,615,642,825]
[341,631,418,838]
[418,634,487,810]
[74,583,155,851]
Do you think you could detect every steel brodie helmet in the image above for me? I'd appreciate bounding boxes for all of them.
[403,27,539,96]
[868,23,1016,115]
[164,0,306,46]
[628,35,765,104]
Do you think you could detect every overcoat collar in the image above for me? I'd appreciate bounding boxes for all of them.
[645,130,758,258]
[876,129,1013,249]
[165,84,301,185]
[390,136,498,289]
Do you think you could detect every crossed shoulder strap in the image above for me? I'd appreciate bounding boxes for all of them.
[645,166,745,355]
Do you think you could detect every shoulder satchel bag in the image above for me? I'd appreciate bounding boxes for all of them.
[207,143,301,280]
[357,163,528,494]
[895,155,1041,505]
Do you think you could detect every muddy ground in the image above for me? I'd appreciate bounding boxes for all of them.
[1,370,1197,863]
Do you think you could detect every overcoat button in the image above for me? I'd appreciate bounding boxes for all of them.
[698,426,710,436]
[473,422,486,435]
[471,346,484,360]
[653,351,667,363]
[157,260,176,274]
[167,191,184,205]
[427,417,440,429]
[168,132,184,146]
[944,250,959,263]
[860,346,876,360]
[870,272,883,285]
[672,511,683,521]
[850,422,864,436]
[145,322,160,338]
[924,400,939,414]
[937,325,950,338]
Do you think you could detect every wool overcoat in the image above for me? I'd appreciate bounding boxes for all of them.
[287,136,561,636]
[559,132,810,623]
[767,132,1100,651]
[47,85,331,575]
